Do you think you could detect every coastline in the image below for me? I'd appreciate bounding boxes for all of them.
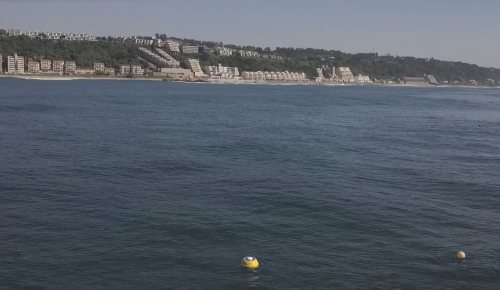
[0,74,498,89]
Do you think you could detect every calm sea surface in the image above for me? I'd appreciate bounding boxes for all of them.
[1,78,499,289]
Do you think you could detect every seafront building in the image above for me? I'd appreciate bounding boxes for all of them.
[74,68,95,75]
[94,63,105,73]
[40,59,52,72]
[27,59,40,73]
[152,67,194,81]
[205,64,240,79]
[120,65,131,75]
[6,54,24,74]
[131,65,145,76]
[187,59,207,77]
[0,54,3,73]
[355,74,372,83]
[52,60,65,74]
[335,67,355,83]
[242,71,307,82]
[238,50,260,58]
[65,61,76,73]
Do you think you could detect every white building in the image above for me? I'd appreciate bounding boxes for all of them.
[131,65,144,76]
[74,68,95,75]
[205,64,239,79]
[65,61,76,73]
[27,60,40,73]
[0,54,2,73]
[16,55,25,74]
[187,59,207,77]
[120,65,131,76]
[6,54,25,74]
[335,67,355,83]
[241,71,306,82]
[182,46,200,54]
[94,63,105,73]
[40,59,52,72]
[355,74,372,83]
[104,68,115,76]
[166,40,181,54]
[52,60,65,74]
[215,47,233,56]
[238,50,260,58]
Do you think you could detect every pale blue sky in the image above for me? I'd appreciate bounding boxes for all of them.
[1,0,499,67]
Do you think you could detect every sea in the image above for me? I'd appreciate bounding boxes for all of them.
[1,78,499,289]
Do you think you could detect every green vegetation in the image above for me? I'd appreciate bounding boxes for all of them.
[1,34,500,83]
[0,36,140,68]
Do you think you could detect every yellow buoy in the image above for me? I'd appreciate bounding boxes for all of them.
[241,256,259,270]
[456,251,466,260]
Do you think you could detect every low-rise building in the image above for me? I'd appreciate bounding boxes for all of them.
[153,67,194,81]
[40,59,52,72]
[182,46,200,54]
[215,47,233,56]
[131,65,144,76]
[238,50,260,57]
[355,74,372,83]
[120,65,131,76]
[403,77,427,86]
[242,71,307,82]
[166,40,180,54]
[205,64,239,79]
[52,60,65,73]
[65,61,76,73]
[103,68,115,76]
[94,63,105,73]
[74,68,95,75]
[27,59,40,73]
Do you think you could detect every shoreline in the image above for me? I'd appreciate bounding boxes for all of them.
[0,74,498,89]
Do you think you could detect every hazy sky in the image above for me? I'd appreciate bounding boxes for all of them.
[1,0,499,68]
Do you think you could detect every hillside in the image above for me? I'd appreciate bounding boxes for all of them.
[1,34,500,84]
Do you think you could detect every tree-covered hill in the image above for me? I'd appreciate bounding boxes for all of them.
[0,36,140,68]
[1,34,500,84]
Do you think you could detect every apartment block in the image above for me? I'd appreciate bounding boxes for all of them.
[65,61,76,73]
[215,47,233,56]
[94,63,105,73]
[27,59,40,73]
[166,40,180,54]
[104,68,115,76]
[7,56,16,73]
[74,68,95,75]
[187,59,206,77]
[182,46,200,54]
[119,65,131,75]
[16,55,25,74]
[0,54,2,73]
[205,64,239,79]
[131,65,144,76]
[40,59,52,72]
[242,71,307,82]
[52,60,65,73]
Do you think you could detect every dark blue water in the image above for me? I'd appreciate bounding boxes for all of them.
[1,78,499,289]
